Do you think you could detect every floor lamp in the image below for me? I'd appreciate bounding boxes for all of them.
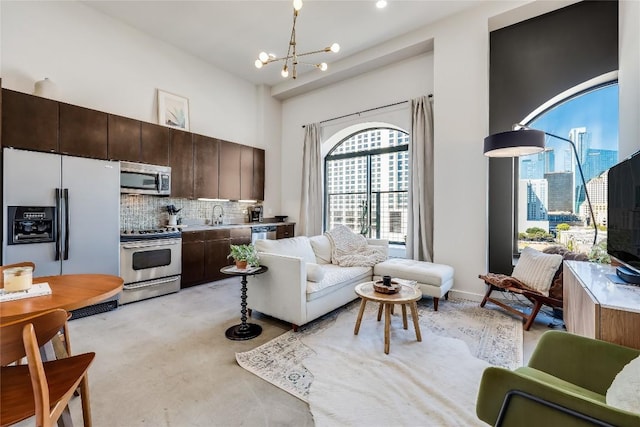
[484,125,598,246]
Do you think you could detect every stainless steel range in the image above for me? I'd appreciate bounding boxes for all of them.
[119,228,181,305]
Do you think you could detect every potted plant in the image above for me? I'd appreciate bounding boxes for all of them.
[227,244,259,269]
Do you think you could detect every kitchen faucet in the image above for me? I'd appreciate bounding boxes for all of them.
[212,204,224,225]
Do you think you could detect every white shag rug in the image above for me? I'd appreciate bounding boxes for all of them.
[302,311,490,426]
[236,298,523,411]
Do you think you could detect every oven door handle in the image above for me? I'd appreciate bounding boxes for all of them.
[121,240,181,249]
[123,276,179,290]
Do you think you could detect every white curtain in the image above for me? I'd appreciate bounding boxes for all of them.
[406,96,434,261]
[299,123,323,236]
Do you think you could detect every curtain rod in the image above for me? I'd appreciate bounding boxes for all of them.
[302,94,432,128]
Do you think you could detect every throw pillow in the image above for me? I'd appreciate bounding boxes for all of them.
[306,263,326,282]
[309,235,332,264]
[511,247,563,296]
[606,355,640,413]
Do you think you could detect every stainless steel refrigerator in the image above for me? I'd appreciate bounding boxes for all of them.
[3,148,120,277]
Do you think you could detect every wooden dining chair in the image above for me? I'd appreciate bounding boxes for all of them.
[0,261,36,287]
[0,309,95,427]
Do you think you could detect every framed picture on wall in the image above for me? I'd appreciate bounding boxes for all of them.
[157,89,190,130]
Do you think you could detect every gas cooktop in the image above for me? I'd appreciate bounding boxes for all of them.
[120,228,181,242]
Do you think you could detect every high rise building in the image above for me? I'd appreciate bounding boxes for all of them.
[518,179,549,234]
[579,170,609,226]
[545,172,573,212]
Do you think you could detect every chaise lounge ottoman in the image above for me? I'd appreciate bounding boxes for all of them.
[373,258,454,310]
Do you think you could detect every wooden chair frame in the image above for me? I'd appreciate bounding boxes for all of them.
[1,309,95,427]
[479,274,561,331]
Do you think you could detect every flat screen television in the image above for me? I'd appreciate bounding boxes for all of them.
[607,150,640,284]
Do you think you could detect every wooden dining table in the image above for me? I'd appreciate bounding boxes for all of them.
[1,273,123,427]
[0,273,123,322]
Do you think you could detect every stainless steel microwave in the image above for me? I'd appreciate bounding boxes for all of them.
[120,161,171,196]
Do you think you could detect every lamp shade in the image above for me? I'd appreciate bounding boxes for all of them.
[483,129,545,157]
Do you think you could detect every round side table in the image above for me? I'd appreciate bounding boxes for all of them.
[354,281,422,354]
[220,265,268,340]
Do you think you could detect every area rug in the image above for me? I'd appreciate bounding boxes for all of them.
[236,298,522,405]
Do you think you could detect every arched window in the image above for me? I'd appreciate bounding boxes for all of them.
[516,81,618,254]
[324,128,409,244]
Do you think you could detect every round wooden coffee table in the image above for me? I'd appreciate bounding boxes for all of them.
[354,281,422,354]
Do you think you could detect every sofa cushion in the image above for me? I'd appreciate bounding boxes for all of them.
[511,247,563,297]
[309,235,332,264]
[306,264,371,301]
[306,262,326,282]
[255,236,316,264]
[374,258,454,287]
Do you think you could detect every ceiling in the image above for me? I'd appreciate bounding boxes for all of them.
[83,1,482,95]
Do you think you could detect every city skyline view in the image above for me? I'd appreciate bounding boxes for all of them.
[517,82,619,247]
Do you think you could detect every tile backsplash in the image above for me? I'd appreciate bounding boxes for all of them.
[120,195,254,230]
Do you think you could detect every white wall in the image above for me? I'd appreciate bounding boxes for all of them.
[1,1,259,148]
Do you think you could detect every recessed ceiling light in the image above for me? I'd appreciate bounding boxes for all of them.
[376,0,387,9]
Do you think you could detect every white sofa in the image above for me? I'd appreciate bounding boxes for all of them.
[247,235,388,331]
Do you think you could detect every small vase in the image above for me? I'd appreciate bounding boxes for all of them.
[235,260,248,269]
[168,214,177,226]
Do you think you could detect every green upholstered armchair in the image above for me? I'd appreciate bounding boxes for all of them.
[476,331,640,427]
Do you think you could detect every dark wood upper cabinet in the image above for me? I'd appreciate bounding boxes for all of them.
[59,103,108,159]
[193,134,219,199]
[169,129,194,198]
[240,145,254,200]
[2,89,58,152]
[108,114,140,161]
[218,141,242,200]
[140,122,170,166]
[253,148,265,201]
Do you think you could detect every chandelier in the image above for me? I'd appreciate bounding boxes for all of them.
[254,0,340,79]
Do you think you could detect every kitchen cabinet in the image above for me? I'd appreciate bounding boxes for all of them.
[181,231,206,287]
[59,103,108,159]
[182,227,253,287]
[108,114,141,161]
[239,146,266,201]
[218,141,242,200]
[194,134,219,199]
[141,122,170,166]
[276,224,295,239]
[2,89,58,152]
[204,229,232,282]
[169,129,194,198]
[240,145,254,200]
[253,148,265,201]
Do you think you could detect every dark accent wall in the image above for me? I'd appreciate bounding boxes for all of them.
[488,0,618,273]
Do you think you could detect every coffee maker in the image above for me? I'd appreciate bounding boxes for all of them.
[248,204,263,222]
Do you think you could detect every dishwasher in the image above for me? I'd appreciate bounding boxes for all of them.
[251,225,277,244]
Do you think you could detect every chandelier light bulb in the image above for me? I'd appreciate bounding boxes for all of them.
[281,66,289,78]
[319,63,328,71]
[254,59,263,69]
[330,43,340,53]
[293,0,303,11]
[376,0,388,9]
[258,51,269,62]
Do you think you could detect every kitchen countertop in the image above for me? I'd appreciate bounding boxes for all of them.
[180,219,294,232]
